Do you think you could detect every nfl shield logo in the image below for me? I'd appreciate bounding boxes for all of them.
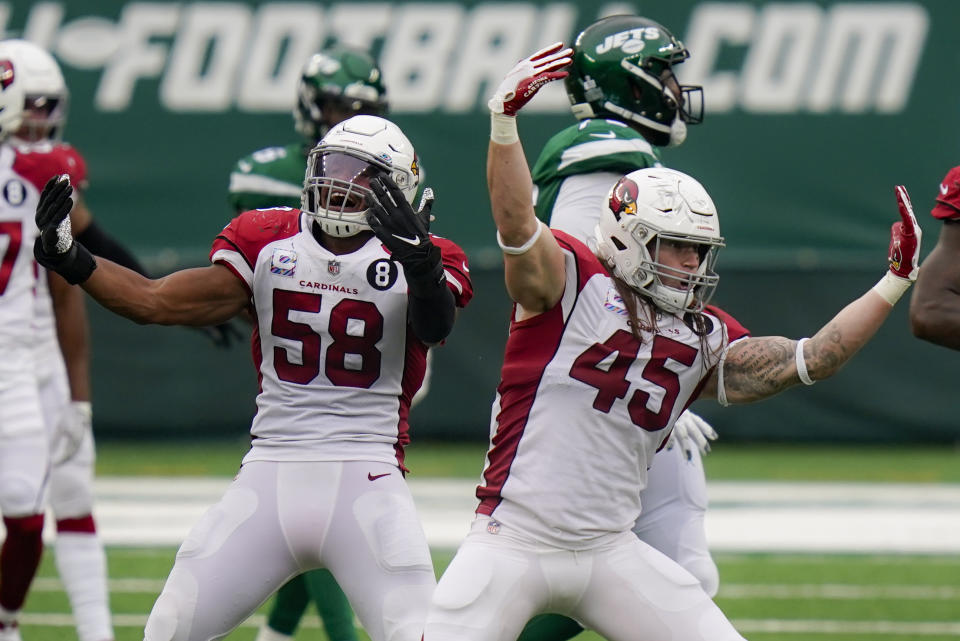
[328,260,340,276]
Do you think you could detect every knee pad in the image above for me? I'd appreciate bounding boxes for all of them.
[143,567,199,641]
[0,472,44,516]
[49,467,94,518]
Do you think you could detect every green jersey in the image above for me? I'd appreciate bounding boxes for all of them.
[227,142,308,213]
[531,118,661,222]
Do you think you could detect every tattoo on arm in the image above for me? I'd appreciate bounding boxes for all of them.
[722,337,795,402]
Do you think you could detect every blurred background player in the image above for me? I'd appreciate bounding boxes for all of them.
[4,36,156,641]
[521,16,720,641]
[35,113,473,641]
[0,42,48,641]
[910,165,960,349]
[228,44,388,641]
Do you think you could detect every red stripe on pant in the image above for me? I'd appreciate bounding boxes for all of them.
[0,514,45,611]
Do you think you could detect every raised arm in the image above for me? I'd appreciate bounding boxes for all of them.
[487,44,571,314]
[35,175,249,326]
[703,185,922,404]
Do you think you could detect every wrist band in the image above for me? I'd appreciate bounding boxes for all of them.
[490,112,519,145]
[497,220,544,255]
[795,337,815,386]
[871,271,912,306]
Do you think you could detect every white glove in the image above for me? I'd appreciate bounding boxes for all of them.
[666,410,718,460]
[52,401,92,464]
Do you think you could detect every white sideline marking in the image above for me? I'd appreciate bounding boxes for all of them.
[26,577,960,600]
[21,613,960,635]
[27,477,960,552]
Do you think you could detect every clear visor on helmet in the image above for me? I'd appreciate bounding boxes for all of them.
[302,150,386,219]
[16,93,66,142]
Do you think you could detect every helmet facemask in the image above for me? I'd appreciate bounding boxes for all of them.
[16,91,68,143]
[301,115,419,238]
[595,169,724,316]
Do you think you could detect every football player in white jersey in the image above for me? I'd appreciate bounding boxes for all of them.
[34,114,473,641]
[0,38,118,641]
[0,43,50,641]
[523,23,721,639]
[423,44,921,641]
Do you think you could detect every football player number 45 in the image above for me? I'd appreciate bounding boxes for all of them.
[272,289,384,387]
[570,330,697,431]
[0,222,23,296]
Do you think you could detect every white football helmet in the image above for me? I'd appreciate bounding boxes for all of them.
[0,43,26,140]
[0,40,67,143]
[594,167,724,315]
[301,114,419,237]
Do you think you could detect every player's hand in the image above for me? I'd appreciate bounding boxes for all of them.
[367,175,436,266]
[665,410,718,460]
[488,43,572,116]
[192,321,245,349]
[889,185,921,282]
[34,174,96,284]
[52,401,91,465]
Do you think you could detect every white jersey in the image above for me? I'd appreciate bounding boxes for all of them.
[0,144,42,356]
[211,208,472,467]
[476,231,746,548]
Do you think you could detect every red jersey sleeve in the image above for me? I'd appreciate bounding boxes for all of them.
[431,234,473,308]
[13,142,88,192]
[705,304,750,343]
[210,208,303,293]
[932,166,960,220]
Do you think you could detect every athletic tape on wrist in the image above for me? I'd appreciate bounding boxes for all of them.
[871,271,912,306]
[497,220,544,256]
[490,112,519,145]
[795,337,815,386]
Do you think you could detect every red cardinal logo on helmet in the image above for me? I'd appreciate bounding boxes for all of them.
[609,177,639,220]
[0,60,14,90]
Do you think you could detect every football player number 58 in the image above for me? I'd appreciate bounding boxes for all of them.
[272,289,384,387]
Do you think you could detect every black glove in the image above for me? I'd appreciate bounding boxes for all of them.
[192,321,245,349]
[367,176,444,292]
[34,175,96,284]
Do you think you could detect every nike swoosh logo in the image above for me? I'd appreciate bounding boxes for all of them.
[368,472,390,481]
[941,183,949,195]
[392,234,421,246]
[589,132,616,139]
[461,261,470,273]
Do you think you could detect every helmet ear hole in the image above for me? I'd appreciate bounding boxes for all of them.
[611,237,628,251]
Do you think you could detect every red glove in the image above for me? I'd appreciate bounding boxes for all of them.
[889,185,921,281]
[932,165,960,220]
[488,43,572,116]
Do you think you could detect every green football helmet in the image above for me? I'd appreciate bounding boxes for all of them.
[294,46,388,143]
[565,15,703,147]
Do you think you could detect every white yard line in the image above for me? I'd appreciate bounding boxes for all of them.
[28,477,960,553]
[26,578,960,600]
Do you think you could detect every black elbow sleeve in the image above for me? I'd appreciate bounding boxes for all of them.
[76,221,150,277]
[404,245,456,344]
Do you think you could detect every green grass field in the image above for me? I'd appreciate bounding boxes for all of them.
[22,441,960,640]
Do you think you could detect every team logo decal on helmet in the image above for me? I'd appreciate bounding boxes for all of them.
[0,60,14,90]
[609,176,640,218]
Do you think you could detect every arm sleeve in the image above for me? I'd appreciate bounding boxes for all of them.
[75,221,150,277]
